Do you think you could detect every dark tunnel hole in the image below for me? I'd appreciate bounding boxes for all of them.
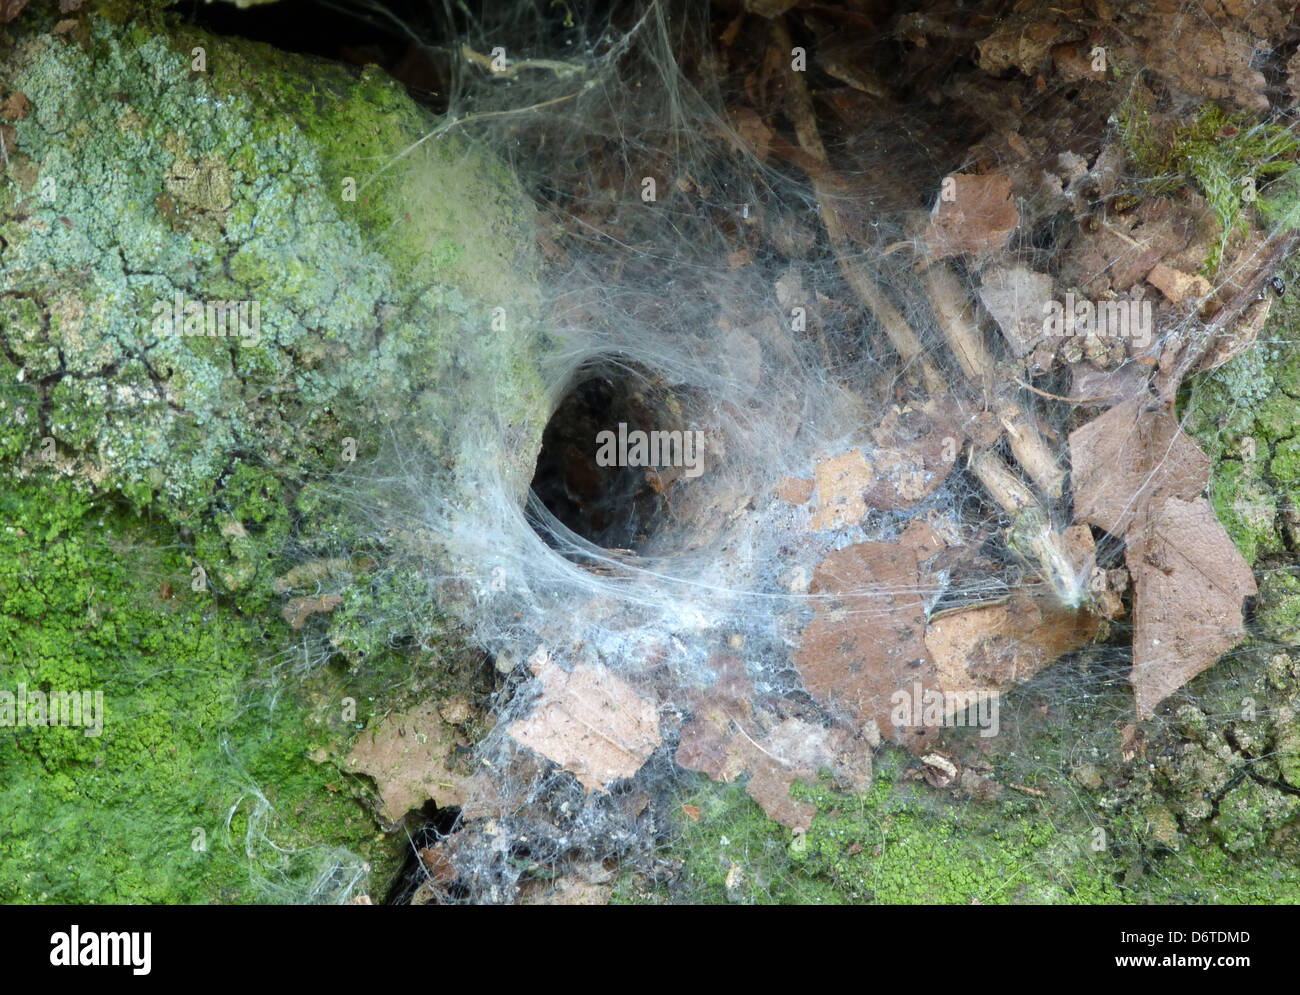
[530,363,685,553]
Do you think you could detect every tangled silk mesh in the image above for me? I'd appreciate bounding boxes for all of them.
[295,0,1300,902]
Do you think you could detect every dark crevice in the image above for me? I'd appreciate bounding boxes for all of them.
[174,0,450,109]
[383,801,465,905]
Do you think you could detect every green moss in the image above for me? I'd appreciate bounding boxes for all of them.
[1207,460,1281,564]
[1251,392,1298,446]
[630,759,1124,905]
[0,475,399,903]
[1273,436,1300,485]
[627,630,1300,906]
[1277,720,1300,790]
[626,738,1300,905]
[1118,99,1300,273]
[1257,572,1300,645]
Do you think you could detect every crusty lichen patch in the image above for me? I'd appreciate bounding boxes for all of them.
[1,12,546,596]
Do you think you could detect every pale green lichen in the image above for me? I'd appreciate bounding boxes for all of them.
[1207,460,1282,564]
[0,11,551,664]
[1183,329,1298,567]
[1258,572,1300,644]
[1210,778,1300,853]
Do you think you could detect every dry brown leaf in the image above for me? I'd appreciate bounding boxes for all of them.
[0,0,29,23]
[793,541,938,747]
[1124,14,1270,111]
[345,700,489,822]
[272,557,354,594]
[926,593,1098,694]
[520,876,613,905]
[676,656,870,831]
[977,265,1054,358]
[1069,397,1210,537]
[509,647,661,792]
[864,400,961,510]
[1146,262,1212,305]
[1196,297,1271,374]
[977,18,1063,75]
[1070,363,1154,408]
[1071,393,1259,720]
[1126,496,1257,719]
[864,447,930,507]
[410,833,471,905]
[0,91,30,122]
[924,173,1019,260]
[282,593,343,629]
[1051,42,1103,83]
[794,521,1097,749]
[777,475,814,504]
[1290,46,1300,106]
[675,655,755,783]
[810,448,873,529]
[898,517,947,561]
[744,716,870,831]
[729,107,774,161]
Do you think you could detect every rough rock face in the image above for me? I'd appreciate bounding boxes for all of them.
[0,6,547,614]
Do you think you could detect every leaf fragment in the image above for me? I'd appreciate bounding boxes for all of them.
[509,648,661,792]
[1069,397,1211,537]
[924,173,1019,260]
[676,656,870,831]
[345,700,490,823]
[1126,497,1257,719]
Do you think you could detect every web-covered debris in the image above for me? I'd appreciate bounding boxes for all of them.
[325,0,1300,903]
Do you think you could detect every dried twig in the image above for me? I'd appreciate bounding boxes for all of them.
[1006,782,1048,798]
[923,263,1065,499]
[968,450,1087,607]
[460,44,586,80]
[769,15,1082,607]
[770,18,946,397]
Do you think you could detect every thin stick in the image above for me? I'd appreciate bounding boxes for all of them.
[1014,378,1110,405]
[1006,782,1048,798]
[770,18,946,397]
